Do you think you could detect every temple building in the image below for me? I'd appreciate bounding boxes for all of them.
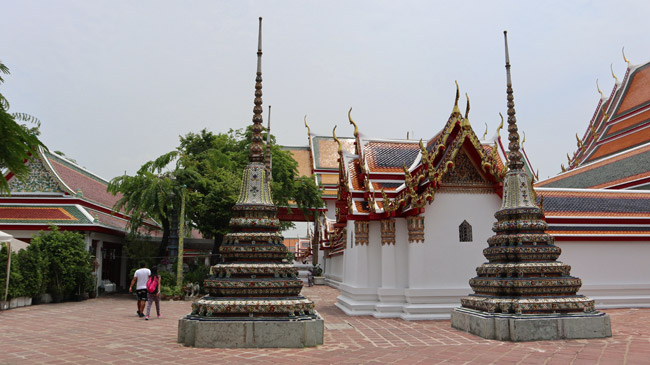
[288,54,650,319]
[0,147,160,289]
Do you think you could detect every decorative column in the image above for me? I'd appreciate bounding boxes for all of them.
[354,221,369,245]
[407,216,424,243]
[380,219,395,245]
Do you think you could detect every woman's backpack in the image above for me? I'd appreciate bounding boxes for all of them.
[146,276,158,294]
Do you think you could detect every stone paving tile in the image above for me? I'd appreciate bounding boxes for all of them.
[1,285,650,364]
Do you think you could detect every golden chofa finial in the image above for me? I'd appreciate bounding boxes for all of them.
[561,164,566,173]
[496,113,504,137]
[452,81,461,115]
[304,115,311,136]
[348,107,359,138]
[611,64,619,85]
[464,93,470,119]
[622,47,630,67]
[333,125,342,153]
[482,123,488,139]
[596,79,605,99]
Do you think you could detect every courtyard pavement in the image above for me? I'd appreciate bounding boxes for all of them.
[1,285,649,364]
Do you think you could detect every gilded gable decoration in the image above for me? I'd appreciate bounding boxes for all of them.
[354,221,369,245]
[407,216,424,243]
[380,219,396,245]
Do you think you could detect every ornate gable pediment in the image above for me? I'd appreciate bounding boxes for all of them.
[441,149,491,188]
[8,156,64,193]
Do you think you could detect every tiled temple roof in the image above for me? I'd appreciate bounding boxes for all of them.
[537,142,650,189]
[44,151,121,209]
[540,61,650,191]
[536,188,650,239]
[568,61,650,168]
[1,148,162,236]
[0,205,93,225]
[364,141,421,174]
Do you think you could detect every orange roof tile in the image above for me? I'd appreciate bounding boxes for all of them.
[617,65,650,115]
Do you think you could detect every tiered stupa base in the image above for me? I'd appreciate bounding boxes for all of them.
[451,307,611,342]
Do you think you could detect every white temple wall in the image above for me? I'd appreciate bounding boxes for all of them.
[324,253,344,288]
[556,240,650,309]
[336,191,502,319]
[401,192,502,319]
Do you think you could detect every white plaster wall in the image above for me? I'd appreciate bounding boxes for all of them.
[325,254,344,285]
[556,240,650,308]
[408,192,501,290]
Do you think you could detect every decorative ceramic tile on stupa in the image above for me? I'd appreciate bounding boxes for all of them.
[381,219,395,245]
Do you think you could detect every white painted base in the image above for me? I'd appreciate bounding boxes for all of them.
[336,285,470,320]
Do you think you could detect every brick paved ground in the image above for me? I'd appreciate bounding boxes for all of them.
[1,285,649,364]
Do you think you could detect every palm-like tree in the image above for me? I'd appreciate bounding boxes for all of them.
[0,60,46,194]
[108,151,183,259]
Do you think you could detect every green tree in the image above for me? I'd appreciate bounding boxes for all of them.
[108,151,182,259]
[109,127,323,262]
[0,60,46,194]
[30,227,93,299]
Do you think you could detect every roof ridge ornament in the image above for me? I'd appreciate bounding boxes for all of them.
[496,112,504,138]
[453,81,461,115]
[503,30,523,170]
[304,115,311,137]
[596,79,606,101]
[610,64,620,85]
[622,47,630,67]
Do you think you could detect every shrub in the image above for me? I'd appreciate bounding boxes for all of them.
[184,264,209,287]
[30,227,93,298]
[16,243,43,297]
[0,243,25,299]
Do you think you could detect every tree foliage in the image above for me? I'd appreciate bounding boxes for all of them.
[109,126,323,262]
[29,227,94,297]
[0,60,46,194]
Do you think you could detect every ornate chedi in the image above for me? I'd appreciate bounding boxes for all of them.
[178,18,322,348]
[451,32,611,341]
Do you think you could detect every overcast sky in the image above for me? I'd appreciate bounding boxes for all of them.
[3,1,650,182]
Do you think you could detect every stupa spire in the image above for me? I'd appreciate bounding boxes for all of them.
[249,17,265,163]
[504,31,523,170]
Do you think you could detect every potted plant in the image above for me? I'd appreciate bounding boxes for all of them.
[311,264,325,285]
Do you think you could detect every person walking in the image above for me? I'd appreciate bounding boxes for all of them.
[128,261,150,318]
[145,266,162,320]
